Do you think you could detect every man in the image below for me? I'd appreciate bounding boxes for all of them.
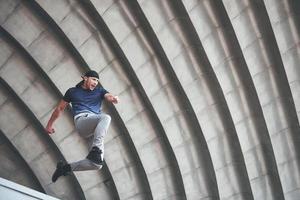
[45,70,119,182]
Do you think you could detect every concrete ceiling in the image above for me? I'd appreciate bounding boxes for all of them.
[0,0,300,199]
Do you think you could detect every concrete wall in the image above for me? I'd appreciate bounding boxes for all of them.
[0,177,58,200]
[0,0,299,199]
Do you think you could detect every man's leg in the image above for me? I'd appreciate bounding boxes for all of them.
[52,113,110,182]
[91,113,111,157]
[84,114,111,165]
[70,158,102,171]
[70,113,111,170]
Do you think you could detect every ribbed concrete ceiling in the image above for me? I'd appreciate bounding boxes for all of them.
[0,0,299,199]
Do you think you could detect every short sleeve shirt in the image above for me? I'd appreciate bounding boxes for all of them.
[63,86,108,116]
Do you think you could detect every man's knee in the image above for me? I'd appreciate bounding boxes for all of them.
[102,114,111,124]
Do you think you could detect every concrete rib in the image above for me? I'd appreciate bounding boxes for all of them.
[264,0,300,122]
[184,0,285,199]
[0,129,45,193]
[2,1,120,199]
[79,1,186,199]
[0,77,85,200]
[30,1,152,199]
[138,0,255,199]
[222,0,300,198]
[123,1,220,199]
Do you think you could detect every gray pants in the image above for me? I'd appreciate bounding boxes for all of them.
[69,112,111,171]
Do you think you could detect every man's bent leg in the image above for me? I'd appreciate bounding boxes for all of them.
[74,113,111,165]
[52,159,102,182]
[70,158,102,171]
[91,113,111,154]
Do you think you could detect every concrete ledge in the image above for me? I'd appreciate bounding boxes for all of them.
[0,177,59,200]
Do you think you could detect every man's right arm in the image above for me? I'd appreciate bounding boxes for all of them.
[45,100,69,135]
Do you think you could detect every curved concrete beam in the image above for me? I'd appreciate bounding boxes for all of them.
[264,0,300,121]
[0,25,114,200]
[0,77,85,199]
[138,0,256,199]
[81,1,186,199]
[1,0,300,199]
[1,1,119,198]
[118,1,221,199]
[0,129,45,193]
[30,0,152,199]
[182,0,284,199]
[222,0,300,198]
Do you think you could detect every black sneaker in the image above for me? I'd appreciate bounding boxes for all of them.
[52,161,71,182]
[86,146,103,165]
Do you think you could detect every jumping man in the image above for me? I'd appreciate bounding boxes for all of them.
[45,70,119,182]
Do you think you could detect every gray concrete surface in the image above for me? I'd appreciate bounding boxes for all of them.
[0,130,44,193]
[0,0,299,199]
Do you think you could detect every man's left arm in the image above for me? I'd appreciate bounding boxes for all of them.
[104,93,119,104]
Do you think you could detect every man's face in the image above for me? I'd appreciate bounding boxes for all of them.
[84,76,99,90]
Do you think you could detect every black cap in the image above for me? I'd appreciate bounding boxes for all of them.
[84,70,99,79]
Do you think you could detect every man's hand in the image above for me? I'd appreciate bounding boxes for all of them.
[111,96,119,104]
[45,125,55,135]
[105,93,119,104]
[45,100,68,135]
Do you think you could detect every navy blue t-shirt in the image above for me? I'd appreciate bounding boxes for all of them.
[63,86,108,116]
